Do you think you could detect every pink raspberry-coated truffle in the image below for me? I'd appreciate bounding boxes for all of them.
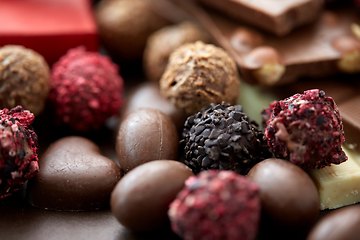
[49,47,124,132]
[168,170,260,240]
[0,106,38,199]
[265,89,347,170]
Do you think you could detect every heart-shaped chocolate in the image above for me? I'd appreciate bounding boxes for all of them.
[27,136,122,211]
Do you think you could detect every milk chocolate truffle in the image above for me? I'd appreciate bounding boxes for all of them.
[144,22,211,82]
[265,89,347,170]
[49,47,124,132]
[168,170,261,240]
[0,106,38,199]
[116,108,179,173]
[160,41,240,115]
[111,160,194,232]
[27,136,122,211]
[95,0,169,61]
[247,158,319,229]
[181,102,272,175]
[0,45,50,116]
[307,205,360,240]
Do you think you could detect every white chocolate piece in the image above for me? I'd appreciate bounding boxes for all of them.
[310,146,360,210]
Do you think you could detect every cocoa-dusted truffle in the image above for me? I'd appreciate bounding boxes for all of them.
[0,106,38,199]
[0,45,50,116]
[49,47,124,132]
[265,89,347,170]
[181,102,271,175]
[160,41,240,115]
[144,22,211,82]
[168,170,261,240]
[95,0,169,61]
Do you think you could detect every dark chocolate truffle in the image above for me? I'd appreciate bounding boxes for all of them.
[49,47,124,132]
[160,41,240,115]
[116,108,179,173]
[27,136,122,211]
[0,45,50,116]
[111,160,194,232]
[0,106,38,199]
[265,89,347,170]
[143,22,211,82]
[168,170,261,240]
[181,102,272,175]
[95,0,169,61]
[247,158,319,229]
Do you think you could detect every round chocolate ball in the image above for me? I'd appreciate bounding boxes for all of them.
[307,205,360,240]
[0,45,50,116]
[143,22,211,82]
[123,82,187,132]
[116,108,179,173]
[95,0,169,61]
[110,160,194,232]
[247,158,319,228]
[160,41,240,115]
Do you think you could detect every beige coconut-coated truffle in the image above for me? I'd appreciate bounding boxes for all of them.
[160,41,240,115]
[0,45,50,116]
[143,22,211,82]
[95,0,169,61]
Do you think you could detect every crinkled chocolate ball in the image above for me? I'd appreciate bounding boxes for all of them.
[49,47,124,132]
[265,89,347,170]
[0,106,38,199]
[168,170,261,240]
[144,22,211,82]
[0,45,50,116]
[160,41,240,115]
[181,102,271,175]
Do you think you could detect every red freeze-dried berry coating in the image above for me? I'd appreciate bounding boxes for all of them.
[49,47,124,132]
[168,170,260,240]
[265,89,347,170]
[0,106,38,199]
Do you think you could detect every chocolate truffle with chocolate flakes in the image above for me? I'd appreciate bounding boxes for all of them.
[181,102,271,175]
[0,45,50,116]
[265,89,347,170]
[143,22,211,82]
[160,41,240,115]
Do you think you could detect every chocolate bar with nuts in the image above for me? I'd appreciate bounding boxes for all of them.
[197,0,323,36]
[177,1,360,86]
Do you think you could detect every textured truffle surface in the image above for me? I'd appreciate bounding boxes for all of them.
[144,22,210,82]
[181,102,271,175]
[160,41,240,115]
[0,106,38,199]
[49,47,123,132]
[0,45,50,116]
[265,89,347,170]
[168,170,261,240]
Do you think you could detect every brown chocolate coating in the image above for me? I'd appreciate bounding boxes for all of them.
[95,0,169,61]
[307,205,360,240]
[116,108,179,173]
[0,45,50,115]
[123,82,187,131]
[27,136,122,211]
[160,41,240,115]
[110,160,194,232]
[247,158,319,228]
[143,21,211,82]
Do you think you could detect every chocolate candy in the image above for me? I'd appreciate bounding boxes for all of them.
[307,205,360,240]
[123,82,187,131]
[116,108,179,173]
[197,0,323,36]
[110,160,194,232]
[27,136,122,211]
[178,1,360,85]
[247,158,319,229]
